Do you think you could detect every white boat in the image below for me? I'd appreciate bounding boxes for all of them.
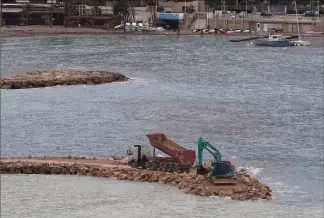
[137,23,143,31]
[292,0,311,46]
[125,22,131,32]
[131,23,137,31]
[142,22,149,31]
[114,24,123,29]
[292,40,311,46]
[156,27,165,32]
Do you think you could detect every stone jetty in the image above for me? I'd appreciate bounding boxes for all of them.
[0,157,272,201]
[0,70,128,89]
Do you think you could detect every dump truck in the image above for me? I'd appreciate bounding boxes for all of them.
[126,133,196,173]
[126,133,235,180]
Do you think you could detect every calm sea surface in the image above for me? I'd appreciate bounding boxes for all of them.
[1,35,323,218]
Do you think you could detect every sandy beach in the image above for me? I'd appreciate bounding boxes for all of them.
[1,25,323,38]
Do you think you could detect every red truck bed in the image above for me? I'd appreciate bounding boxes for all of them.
[146,133,196,166]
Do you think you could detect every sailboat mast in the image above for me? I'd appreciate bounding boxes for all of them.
[197,0,200,29]
[294,0,301,40]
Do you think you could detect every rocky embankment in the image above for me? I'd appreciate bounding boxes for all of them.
[0,158,272,201]
[0,70,128,89]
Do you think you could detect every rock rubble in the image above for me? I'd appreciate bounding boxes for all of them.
[0,70,128,89]
[0,161,272,201]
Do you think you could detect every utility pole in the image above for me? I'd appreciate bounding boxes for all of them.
[155,0,157,26]
[64,0,68,28]
[123,0,126,32]
[0,0,3,27]
[244,0,247,30]
[206,4,209,29]
[317,0,320,18]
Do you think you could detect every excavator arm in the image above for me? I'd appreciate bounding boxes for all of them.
[197,137,235,178]
[197,137,222,169]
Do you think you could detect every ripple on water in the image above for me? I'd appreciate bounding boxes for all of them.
[0,35,323,216]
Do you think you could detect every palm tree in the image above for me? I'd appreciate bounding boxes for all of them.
[20,2,32,26]
[112,0,129,31]
[48,5,55,28]
[1,0,3,27]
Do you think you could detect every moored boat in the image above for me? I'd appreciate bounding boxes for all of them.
[254,34,293,47]
[292,40,311,46]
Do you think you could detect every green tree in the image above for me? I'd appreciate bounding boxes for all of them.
[157,6,164,12]
[96,0,108,5]
[187,5,195,14]
[20,2,32,26]
[93,5,102,16]
[113,0,129,15]
[48,5,55,28]
[144,0,157,6]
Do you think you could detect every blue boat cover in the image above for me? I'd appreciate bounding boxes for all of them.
[158,13,180,20]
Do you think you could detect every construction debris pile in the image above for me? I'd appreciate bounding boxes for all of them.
[0,160,272,201]
[0,70,128,89]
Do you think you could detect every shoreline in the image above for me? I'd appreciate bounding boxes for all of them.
[0,156,272,201]
[1,26,323,38]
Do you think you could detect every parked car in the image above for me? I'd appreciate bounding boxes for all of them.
[272,28,283,33]
[238,12,247,18]
[303,11,319,17]
[260,11,273,17]
[155,23,171,29]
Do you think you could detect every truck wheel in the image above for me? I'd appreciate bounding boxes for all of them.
[161,163,167,172]
[178,168,188,174]
[173,165,179,173]
[167,164,174,173]
[144,162,150,169]
[151,162,158,171]
[130,161,137,168]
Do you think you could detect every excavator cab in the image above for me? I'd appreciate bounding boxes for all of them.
[211,161,235,178]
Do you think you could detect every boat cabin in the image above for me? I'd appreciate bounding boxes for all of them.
[267,34,286,41]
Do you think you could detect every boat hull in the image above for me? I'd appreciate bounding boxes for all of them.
[254,39,292,47]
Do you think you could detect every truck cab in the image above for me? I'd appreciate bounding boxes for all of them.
[126,145,153,168]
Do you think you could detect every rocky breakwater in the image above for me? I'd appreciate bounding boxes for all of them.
[0,70,128,89]
[0,160,272,201]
